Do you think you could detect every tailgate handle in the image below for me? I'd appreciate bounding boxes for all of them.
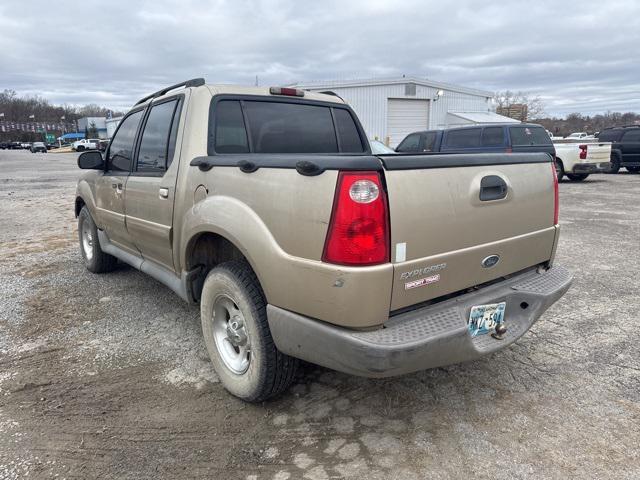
[479,175,508,201]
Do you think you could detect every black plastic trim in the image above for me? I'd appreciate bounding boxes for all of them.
[378,152,553,170]
[190,154,383,174]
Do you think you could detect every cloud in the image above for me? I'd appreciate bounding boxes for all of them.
[1,0,638,116]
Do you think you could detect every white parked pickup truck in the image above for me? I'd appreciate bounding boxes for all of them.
[553,141,612,181]
[72,138,100,151]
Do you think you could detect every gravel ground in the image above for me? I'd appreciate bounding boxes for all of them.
[0,149,639,479]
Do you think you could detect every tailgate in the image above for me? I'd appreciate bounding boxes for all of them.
[380,153,557,311]
[585,143,611,163]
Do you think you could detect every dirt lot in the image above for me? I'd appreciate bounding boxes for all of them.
[0,150,639,479]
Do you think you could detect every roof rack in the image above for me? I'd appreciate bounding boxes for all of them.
[318,90,344,101]
[135,78,205,106]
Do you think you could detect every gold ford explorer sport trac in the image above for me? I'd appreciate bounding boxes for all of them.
[75,79,573,402]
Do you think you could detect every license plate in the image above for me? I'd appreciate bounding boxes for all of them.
[468,302,506,337]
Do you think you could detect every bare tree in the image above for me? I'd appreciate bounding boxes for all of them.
[493,90,546,120]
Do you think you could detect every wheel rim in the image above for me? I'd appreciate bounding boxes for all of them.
[211,294,251,374]
[81,221,94,261]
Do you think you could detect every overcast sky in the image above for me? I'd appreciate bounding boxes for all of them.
[1,0,638,116]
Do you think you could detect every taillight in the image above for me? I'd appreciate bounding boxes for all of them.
[322,171,390,266]
[579,144,587,160]
[552,162,559,225]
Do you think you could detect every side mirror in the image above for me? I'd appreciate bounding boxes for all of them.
[78,150,104,170]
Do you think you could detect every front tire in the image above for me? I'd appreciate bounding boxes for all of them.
[566,173,589,181]
[201,260,298,402]
[78,206,118,273]
[76,145,85,152]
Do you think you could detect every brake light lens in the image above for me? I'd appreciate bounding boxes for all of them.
[269,87,305,97]
[323,171,389,266]
[552,162,559,225]
[579,144,587,159]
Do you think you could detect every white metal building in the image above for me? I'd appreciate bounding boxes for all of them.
[292,77,510,147]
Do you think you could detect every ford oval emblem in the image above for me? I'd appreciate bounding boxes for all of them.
[481,255,500,268]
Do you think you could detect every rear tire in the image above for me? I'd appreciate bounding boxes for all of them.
[77,145,85,152]
[200,260,298,402]
[609,153,621,173]
[627,166,640,174]
[566,173,589,182]
[78,206,118,273]
[554,158,565,181]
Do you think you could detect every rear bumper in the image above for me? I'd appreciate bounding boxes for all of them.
[267,265,573,378]
[572,162,610,173]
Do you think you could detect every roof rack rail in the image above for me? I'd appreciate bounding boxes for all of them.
[135,78,205,106]
[318,90,344,101]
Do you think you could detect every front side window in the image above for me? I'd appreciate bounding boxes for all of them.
[136,100,178,172]
[396,133,421,152]
[107,110,143,171]
[444,128,482,148]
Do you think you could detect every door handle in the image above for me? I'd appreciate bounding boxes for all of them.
[159,187,169,199]
[479,175,508,201]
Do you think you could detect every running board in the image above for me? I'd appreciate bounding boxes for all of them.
[97,230,191,303]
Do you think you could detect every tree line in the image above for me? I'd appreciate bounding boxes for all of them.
[494,90,639,137]
[535,112,640,137]
[0,89,124,142]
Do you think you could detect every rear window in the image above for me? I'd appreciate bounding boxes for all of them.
[211,99,364,154]
[597,129,621,142]
[622,129,640,142]
[444,128,481,148]
[509,126,552,146]
[481,127,505,147]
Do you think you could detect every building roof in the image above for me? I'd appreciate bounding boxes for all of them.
[447,111,520,124]
[59,133,85,140]
[291,76,494,98]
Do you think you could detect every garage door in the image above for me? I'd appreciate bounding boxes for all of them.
[386,99,430,147]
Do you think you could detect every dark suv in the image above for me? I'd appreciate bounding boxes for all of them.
[396,123,555,158]
[597,126,640,173]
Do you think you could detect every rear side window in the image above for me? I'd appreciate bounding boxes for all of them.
[622,129,640,142]
[107,110,144,171]
[243,101,337,153]
[509,126,552,146]
[396,133,421,152]
[333,108,365,153]
[214,101,250,153]
[136,99,179,172]
[423,132,437,152]
[444,128,481,148]
[211,99,365,154]
[481,127,505,147]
